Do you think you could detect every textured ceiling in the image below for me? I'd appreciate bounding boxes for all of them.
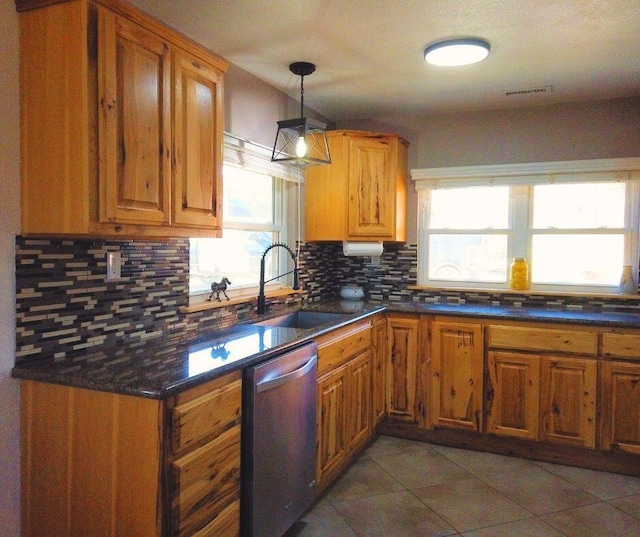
[129,0,640,121]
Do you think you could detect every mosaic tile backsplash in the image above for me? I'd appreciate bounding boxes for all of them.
[14,237,640,365]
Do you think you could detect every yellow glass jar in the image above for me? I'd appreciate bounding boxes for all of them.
[509,258,529,290]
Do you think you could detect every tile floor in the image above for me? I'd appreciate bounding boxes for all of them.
[286,435,640,537]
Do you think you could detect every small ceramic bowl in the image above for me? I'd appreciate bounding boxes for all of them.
[340,285,364,300]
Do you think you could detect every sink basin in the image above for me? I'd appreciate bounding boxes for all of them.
[253,310,350,329]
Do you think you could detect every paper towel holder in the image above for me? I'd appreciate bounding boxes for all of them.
[342,241,384,257]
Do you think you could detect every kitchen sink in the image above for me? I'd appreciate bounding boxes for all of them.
[253,310,350,329]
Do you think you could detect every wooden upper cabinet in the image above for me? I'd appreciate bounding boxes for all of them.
[17,0,227,238]
[304,130,408,242]
[172,49,223,229]
[431,320,484,431]
[98,9,172,226]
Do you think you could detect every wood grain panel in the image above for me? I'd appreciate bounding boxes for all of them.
[192,500,240,537]
[316,320,371,376]
[488,325,597,355]
[600,361,640,454]
[19,1,91,235]
[316,365,347,484]
[371,316,388,425]
[540,356,596,449]
[602,332,640,361]
[487,351,540,440]
[172,425,241,537]
[431,321,484,431]
[98,8,172,225]
[347,351,372,451]
[173,48,223,228]
[172,378,241,455]
[387,315,419,423]
[20,381,162,537]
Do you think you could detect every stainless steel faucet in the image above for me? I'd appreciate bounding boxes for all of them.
[257,243,299,314]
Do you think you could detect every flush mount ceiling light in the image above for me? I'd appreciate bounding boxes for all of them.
[271,61,331,166]
[424,38,491,67]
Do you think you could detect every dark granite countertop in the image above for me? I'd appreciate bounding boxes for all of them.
[383,301,640,328]
[11,303,385,399]
[12,300,640,399]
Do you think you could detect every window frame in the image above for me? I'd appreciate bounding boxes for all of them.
[413,158,640,294]
[189,133,303,301]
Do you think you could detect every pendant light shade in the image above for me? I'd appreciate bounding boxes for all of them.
[424,38,490,66]
[271,62,331,166]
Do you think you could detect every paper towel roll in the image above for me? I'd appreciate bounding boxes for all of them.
[342,241,383,257]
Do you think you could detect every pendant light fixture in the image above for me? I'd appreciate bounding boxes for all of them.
[424,38,490,66]
[271,62,331,165]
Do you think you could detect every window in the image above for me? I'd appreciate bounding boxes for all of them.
[414,158,640,293]
[190,135,301,298]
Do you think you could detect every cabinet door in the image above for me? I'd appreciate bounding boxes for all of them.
[431,321,484,431]
[316,365,347,485]
[487,351,540,440]
[173,49,223,229]
[386,315,419,423]
[600,361,640,454]
[540,356,596,449]
[347,351,372,452]
[371,316,387,426]
[98,9,172,226]
[347,136,397,239]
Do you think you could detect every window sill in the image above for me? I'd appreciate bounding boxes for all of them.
[180,287,301,314]
[407,284,640,300]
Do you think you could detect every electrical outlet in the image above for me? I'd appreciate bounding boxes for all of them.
[106,251,121,281]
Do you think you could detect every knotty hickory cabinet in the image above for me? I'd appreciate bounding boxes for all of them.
[16,0,226,238]
[380,313,640,476]
[20,371,242,537]
[304,130,408,242]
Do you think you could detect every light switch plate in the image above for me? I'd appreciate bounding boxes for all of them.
[106,251,121,281]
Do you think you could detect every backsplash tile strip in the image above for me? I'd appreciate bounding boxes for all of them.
[15,238,640,366]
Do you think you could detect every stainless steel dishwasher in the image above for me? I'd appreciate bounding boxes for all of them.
[242,341,318,537]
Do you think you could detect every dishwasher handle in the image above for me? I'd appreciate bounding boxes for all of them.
[256,355,317,394]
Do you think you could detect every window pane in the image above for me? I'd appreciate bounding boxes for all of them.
[430,186,509,229]
[428,234,508,282]
[190,230,276,294]
[223,165,274,224]
[532,182,625,229]
[531,234,624,285]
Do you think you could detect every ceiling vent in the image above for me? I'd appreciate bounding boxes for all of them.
[503,85,553,97]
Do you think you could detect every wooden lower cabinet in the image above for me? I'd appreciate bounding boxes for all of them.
[371,315,387,426]
[539,356,596,449]
[347,351,373,451]
[487,351,540,440]
[431,320,484,431]
[600,360,640,454]
[317,364,348,482]
[19,371,242,537]
[386,314,419,423]
[315,320,373,488]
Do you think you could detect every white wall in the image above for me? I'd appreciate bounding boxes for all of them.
[0,1,22,535]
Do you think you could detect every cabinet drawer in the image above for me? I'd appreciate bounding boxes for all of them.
[172,379,242,454]
[191,500,239,537]
[316,320,372,376]
[602,333,640,361]
[172,425,241,537]
[488,325,597,356]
